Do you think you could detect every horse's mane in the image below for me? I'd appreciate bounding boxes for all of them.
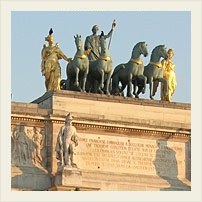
[151,45,165,55]
[133,41,145,49]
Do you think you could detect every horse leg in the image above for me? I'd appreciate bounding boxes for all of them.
[132,78,139,98]
[98,69,104,94]
[69,79,74,91]
[149,77,154,100]
[136,75,147,97]
[74,67,80,87]
[111,75,120,95]
[105,72,112,95]
[118,82,126,96]
[93,80,98,93]
[82,70,88,92]
[127,73,133,97]
[120,82,126,93]
[86,74,93,93]
[141,75,147,94]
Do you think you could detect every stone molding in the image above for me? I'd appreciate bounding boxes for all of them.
[32,90,191,110]
[11,113,190,141]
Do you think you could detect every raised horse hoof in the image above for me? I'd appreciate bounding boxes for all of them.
[74,82,79,87]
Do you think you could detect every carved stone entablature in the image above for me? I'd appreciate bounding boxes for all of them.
[11,115,48,127]
[41,113,190,141]
[73,122,190,141]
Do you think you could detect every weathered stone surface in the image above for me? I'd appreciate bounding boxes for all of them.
[72,133,189,179]
[11,165,51,190]
[54,167,82,187]
[33,90,191,131]
[11,91,191,191]
[80,170,191,191]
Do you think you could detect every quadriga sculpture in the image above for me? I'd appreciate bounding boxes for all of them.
[111,42,148,97]
[64,34,89,92]
[144,45,169,100]
[87,33,113,95]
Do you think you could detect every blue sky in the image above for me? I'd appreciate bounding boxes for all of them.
[11,11,191,103]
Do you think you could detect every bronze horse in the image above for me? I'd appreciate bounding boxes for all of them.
[87,35,113,95]
[144,45,169,100]
[64,34,89,92]
[111,42,148,97]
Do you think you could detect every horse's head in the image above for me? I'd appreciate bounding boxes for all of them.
[156,45,168,60]
[100,34,108,55]
[139,42,149,57]
[132,42,149,58]
[74,34,83,51]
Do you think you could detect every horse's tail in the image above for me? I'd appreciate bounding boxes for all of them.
[111,64,125,78]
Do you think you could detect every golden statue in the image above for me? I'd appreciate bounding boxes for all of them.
[161,49,177,102]
[41,28,71,92]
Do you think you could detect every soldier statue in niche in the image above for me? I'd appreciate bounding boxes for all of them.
[55,113,78,168]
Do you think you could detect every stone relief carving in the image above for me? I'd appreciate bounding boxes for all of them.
[11,125,46,167]
[32,127,45,164]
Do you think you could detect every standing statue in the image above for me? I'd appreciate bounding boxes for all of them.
[55,113,78,168]
[160,49,177,102]
[41,28,71,92]
[84,20,116,61]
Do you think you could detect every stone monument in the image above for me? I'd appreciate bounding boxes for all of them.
[11,91,191,191]
[11,25,190,191]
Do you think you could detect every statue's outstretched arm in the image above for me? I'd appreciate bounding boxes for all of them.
[104,20,116,39]
[58,49,72,62]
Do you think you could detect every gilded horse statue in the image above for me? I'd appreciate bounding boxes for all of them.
[87,34,113,95]
[63,34,89,92]
[144,45,169,100]
[111,42,148,97]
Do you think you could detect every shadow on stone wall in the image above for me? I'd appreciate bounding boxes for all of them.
[11,124,52,190]
[11,164,52,191]
[153,139,191,191]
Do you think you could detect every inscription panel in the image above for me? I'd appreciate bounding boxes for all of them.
[74,133,186,177]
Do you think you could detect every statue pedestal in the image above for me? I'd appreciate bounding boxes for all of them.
[54,166,82,187]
